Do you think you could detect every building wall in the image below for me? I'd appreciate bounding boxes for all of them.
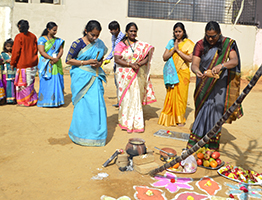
[253,28,262,72]
[0,0,13,52]
[7,0,258,75]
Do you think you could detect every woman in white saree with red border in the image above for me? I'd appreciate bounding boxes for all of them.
[114,22,156,133]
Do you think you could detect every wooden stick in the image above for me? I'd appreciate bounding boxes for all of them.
[149,65,262,177]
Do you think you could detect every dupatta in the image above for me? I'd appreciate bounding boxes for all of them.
[194,37,243,122]
[38,37,64,79]
[163,38,194,87]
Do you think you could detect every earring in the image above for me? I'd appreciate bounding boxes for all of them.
[125,33,128,37]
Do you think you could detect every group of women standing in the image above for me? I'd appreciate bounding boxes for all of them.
[1,19,243,151]
[0,20,64,107]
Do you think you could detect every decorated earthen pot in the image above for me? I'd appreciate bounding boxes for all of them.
[125,138,146,157]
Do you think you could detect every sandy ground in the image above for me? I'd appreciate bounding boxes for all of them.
[1,72,262,200]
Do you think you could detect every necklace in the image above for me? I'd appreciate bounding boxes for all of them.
[127,38,136,53]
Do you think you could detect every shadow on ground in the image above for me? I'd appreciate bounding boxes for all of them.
[106,113,118,145]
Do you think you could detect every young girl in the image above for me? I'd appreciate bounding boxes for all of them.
[1,38,16,104]
[0,55,5,105]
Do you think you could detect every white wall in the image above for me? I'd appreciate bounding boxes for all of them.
[253,29,262,73]
[9,0,257,75]
[0,6,12,52]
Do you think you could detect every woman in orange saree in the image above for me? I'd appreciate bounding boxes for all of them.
[158,23,194,127]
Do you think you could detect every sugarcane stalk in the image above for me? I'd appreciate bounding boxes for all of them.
[149,65,262,177]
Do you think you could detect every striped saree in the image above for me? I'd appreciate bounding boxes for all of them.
[187,37,243,151]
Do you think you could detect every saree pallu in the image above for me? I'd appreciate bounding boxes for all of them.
[68,39,108,146]
[187,37,243,151]
[158,39,194,126]
[14,66,38,106]
[115,41,156,133]
[37,37,65,107]
[1,52,16,103]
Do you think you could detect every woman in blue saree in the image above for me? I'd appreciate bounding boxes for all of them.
[66,20,108,146]
[37,22,65,107]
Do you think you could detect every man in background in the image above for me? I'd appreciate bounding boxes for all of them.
[105,21,125,107]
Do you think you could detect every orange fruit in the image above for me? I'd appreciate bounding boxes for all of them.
[210,160,218,168]
[197,152,204,159]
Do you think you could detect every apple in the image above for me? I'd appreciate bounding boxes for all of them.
[216,158,222,166]
[206,150,212,156]
[211,151,220,159]
[197,159,203,166]
[204,153,210,160]
[209,158,215,162]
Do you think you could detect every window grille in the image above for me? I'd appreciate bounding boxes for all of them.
[15,0,28,3]
[128,0,257,25]
[40,0,53,3]
[232,0,257,25]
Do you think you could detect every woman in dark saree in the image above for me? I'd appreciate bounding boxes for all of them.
[187,21,243,151]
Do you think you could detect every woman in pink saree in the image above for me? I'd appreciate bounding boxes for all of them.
[114,22,156,133]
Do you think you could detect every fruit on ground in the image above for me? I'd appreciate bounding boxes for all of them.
[197,152,204,159]
[203,160,210,167]
[211,151,220,159]
[197,159,203,166]
[210,160,218,168]
[173,162,180,169]
[216,158,222,166]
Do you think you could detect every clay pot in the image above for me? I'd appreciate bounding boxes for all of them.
[159,147,177,162]
[125,138,146,157]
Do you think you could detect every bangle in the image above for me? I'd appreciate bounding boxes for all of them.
[127,62,130,67]
[177,50,181,54]
[221,63,226,70]
[81,61,83,66]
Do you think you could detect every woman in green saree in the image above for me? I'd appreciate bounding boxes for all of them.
[37,22,65,107]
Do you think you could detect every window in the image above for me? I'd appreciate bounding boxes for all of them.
[15,0,28,3]
[128,0,258,25]
[41,0,54,3]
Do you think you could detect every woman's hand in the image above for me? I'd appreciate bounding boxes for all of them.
[5,59,11,63]
[130,63,139,70]
[195,70,204,78]
[191,56,204,78]
[174,39,179,52]
[50,57,59,65]
[90,59,101,68]
[211,64,223,75]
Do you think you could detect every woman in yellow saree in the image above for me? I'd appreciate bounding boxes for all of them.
[158,22,194,127]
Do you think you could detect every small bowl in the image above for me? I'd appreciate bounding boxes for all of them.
[159,147,177,162]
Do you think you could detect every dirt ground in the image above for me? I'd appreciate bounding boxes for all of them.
[1,72,262,200]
